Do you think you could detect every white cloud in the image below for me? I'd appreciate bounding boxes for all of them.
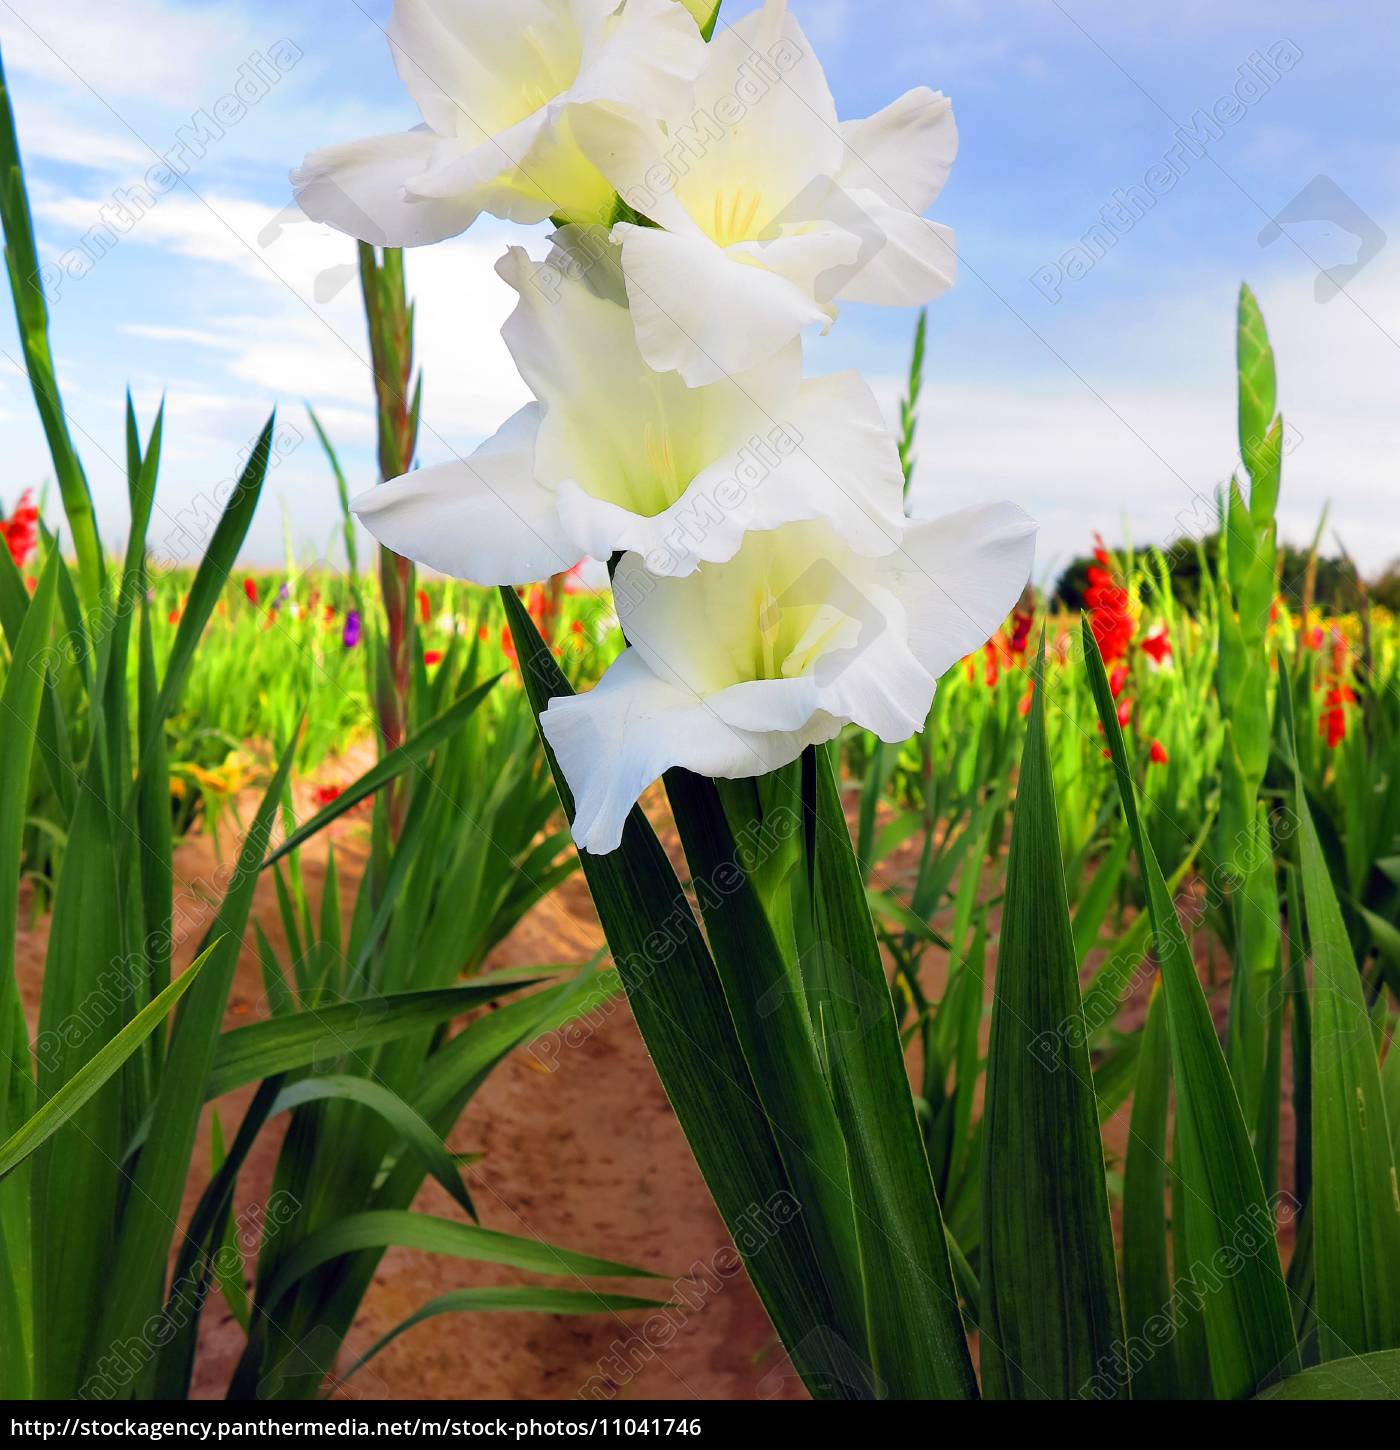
[0,0,250,107]
[901,228,1400,580]
[36,187,531,447]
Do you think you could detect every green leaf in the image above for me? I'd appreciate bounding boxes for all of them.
[258,1210,658,1317]
[92,738,300,1389]
[1083,617,1297,1398]
[271,1074,477,1219]
[980,639,1124,1399]
[0,943,214,1181]
[664,769,868,1373]
[1257,1350,1400,1400]
[262,676,499,867]
[1122,981,1177,1400]
[1280,684,1400,1358]
[139,412,276,782]
[0,53,103,609]
[804,745,977,1400]
[342,1287,670,1382]
[206,975,540,1102]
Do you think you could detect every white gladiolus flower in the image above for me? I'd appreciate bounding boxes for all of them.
[541,506,1037,854]
[351,229,907,584]
[292,0,707,245]
[569,0,959,383]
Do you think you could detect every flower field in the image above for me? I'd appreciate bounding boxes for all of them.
[2,0,1398,1411]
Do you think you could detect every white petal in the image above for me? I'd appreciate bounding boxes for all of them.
[388,0,565,139]
[838,88,958,214]
[405,109,564,225]
[832,194,957,307]
[541,650,805,854]
[719,0,841,146]
[877,503,1038,678]
[350,404,580,586]
[615,541,933,748]
[761,372,906,556]
[615,223,832,385]
[548,366,899,576]
[568,0,707,122]
[292,130,484,247]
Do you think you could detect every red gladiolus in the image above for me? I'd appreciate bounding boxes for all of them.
[1141,628,1172,665]
[1149,739,1169,765]
[501,626,518,668]
[983,641,1000,688]
[1319,684,1356,749]
[423,649,443,667]
[243,578,258,604]
[1116,697,1133,728]
[167,610,180,625]
[1018,680,1035,717]
[1008,608,1033,658]
[418,588,431,625]
[1,490,38,566]
[1303,625,1324,650]
[1083,542,1133,663]
[1109,664,1129,700]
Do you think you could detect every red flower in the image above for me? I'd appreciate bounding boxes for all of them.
[1141,628,1172,665]
[1083,546,1133,663]
[167,609,180,625]
[1,490,38,566]
[417,588,431,625]
[1303,625,1324,650]
[423,649,443,667]
[1149,739,1169,765]
[1008,608,1033,658]
[1109,664,1129,700]
[243,578,258,604]
[983,641,1000,688]
[314,784,343,806]
[1319,685,1356,749]
[1018,680,1035,717]
[1117,697,1133,728]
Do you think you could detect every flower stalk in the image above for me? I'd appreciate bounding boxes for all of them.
[358,242,422,790]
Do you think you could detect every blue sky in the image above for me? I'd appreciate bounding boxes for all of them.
[2,0,1397,585]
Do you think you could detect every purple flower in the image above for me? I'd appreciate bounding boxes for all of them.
[342,609,361,649]
[278,583,290,602]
